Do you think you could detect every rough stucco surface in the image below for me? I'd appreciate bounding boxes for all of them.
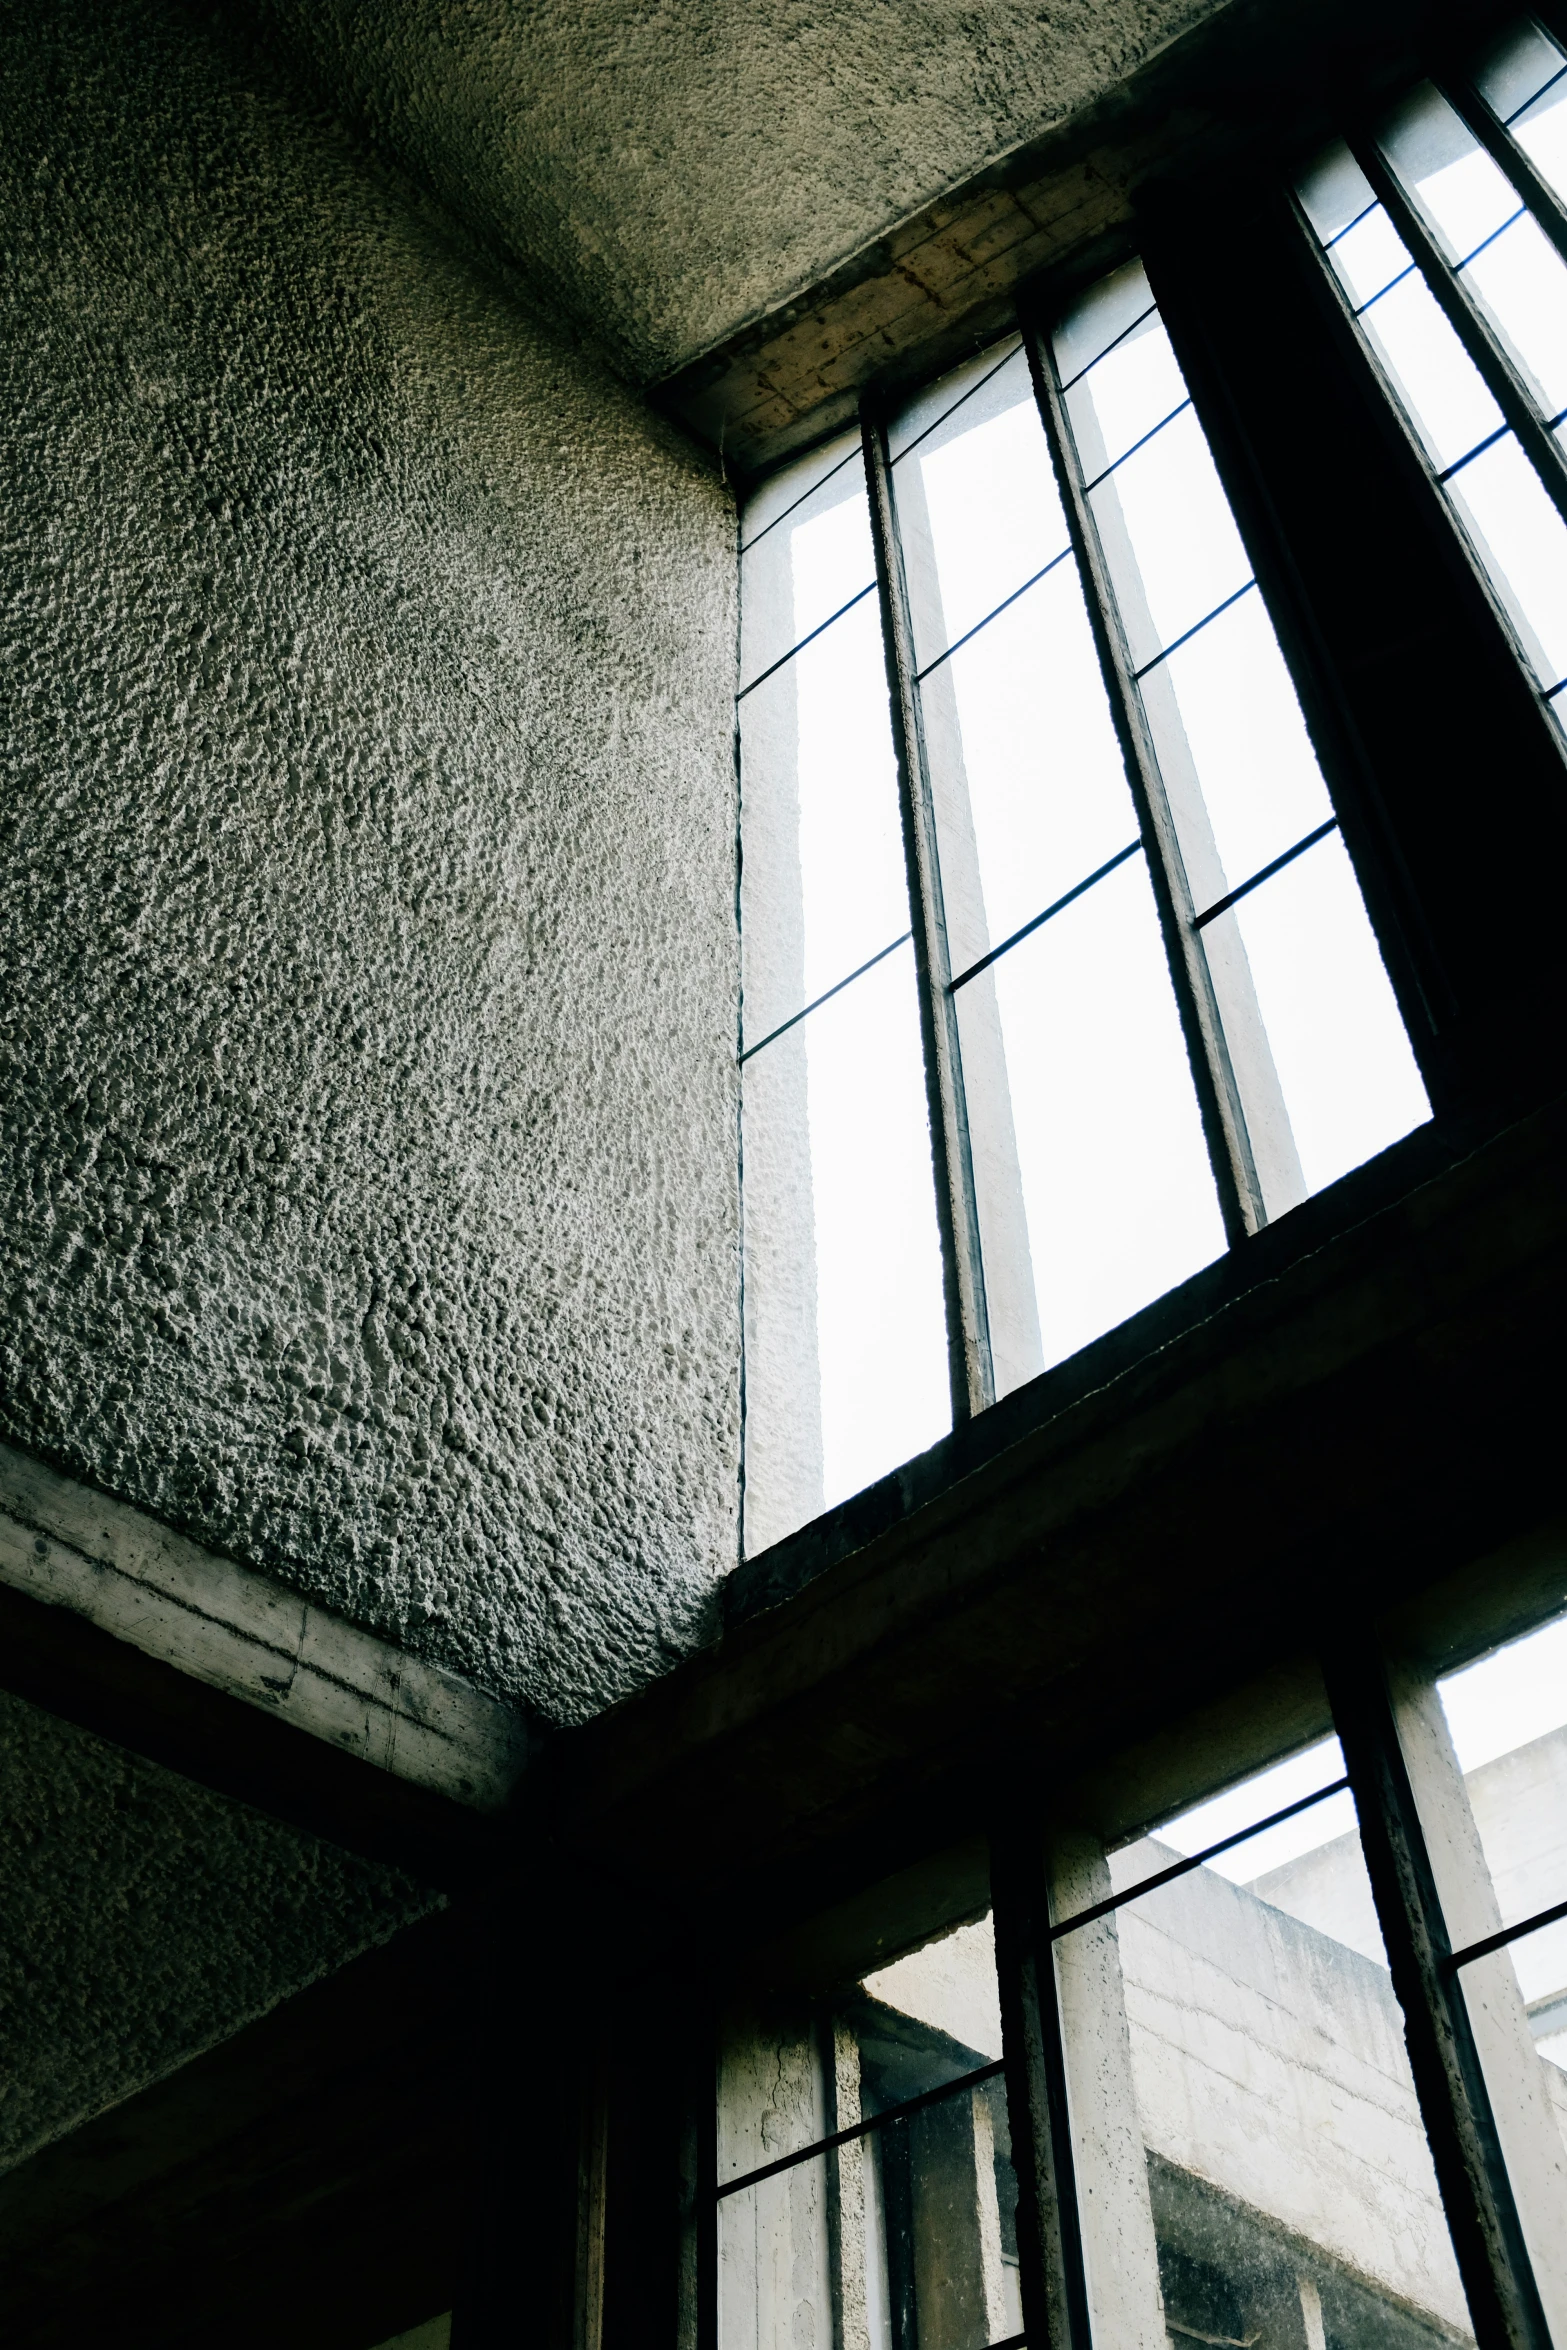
[0,0,740,1725]
[0,1688,438,2172]
[253,0,1235,382]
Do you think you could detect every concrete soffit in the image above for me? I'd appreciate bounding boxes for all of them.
[0,1441,531,1817]
[650,0,1511,485]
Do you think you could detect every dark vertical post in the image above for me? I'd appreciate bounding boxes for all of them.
[1021,318,1263,1247]
[451,1863,587,2350]
[991,1817,1093,2350]
[862,402,995,1423]
[1324,1642,1551,2350]
[695,2009,719,2350]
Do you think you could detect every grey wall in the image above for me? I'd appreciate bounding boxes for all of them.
[0,0,740,1726]
[0,1689,437,2172]
[254,0,1235,381]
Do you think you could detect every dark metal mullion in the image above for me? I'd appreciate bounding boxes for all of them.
[1351,134,1567,534]
[863,403,995,1422]
[1021,319,1264,1246]
[992,1816,1094,2350]
[1440,70,1567,278]
[1324,1643,1552,2350]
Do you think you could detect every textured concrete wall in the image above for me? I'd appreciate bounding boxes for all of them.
[0,0,740,1724]
[254,0,1235,381]
[0,1689,437,2173]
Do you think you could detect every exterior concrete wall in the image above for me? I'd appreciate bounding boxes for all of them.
[0,0,740,1725]
[0,1689,436,2174]
[1114,1840,1470,2332]
[254,0,1239,382]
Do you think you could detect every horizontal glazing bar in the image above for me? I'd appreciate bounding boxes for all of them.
[1447,1890,1567,1973]
[1132,578,1258,680]
[1192,817,1342,928]
[914,546,1074,681]
[1504,56,1567,127]
[1454,202,1528,273]
[891,338,1024,467]
[1355,257,1419,315]
[949,841,1143,991]
[1047,1776,1352,1942]
[715,2056,1007,2199]
[736,578,878,700]
[1437,420,1513,482]
[1325,195,1381,251]
[739,443,863,556]
[1057,297,1159,392]
[1079,397,1193,494]
[740,931,913,1062]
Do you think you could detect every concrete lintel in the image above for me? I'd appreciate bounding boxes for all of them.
[0,1442,531,1815]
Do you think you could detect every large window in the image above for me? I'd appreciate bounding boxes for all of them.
[708,1575,1567,2350]
[738,233,1447,1556]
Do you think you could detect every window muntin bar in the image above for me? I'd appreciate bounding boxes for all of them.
[1299,138,1567,715]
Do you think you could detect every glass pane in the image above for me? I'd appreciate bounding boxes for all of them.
[1086,405,1252,670]
[739,430,876,688]
[1362,268,1504,471]
[1048,1726,1473,2350]
[927,559,1138,980]
[891,340,1067,675]
[740,946,949,1554]
[1053,255,1159,388]
[1052,1733,1355,1922]
[887,334,1023,463]
[1440,1609,1567,1937]
[1382,83,1522,261]
[738,591,908,1049]
[717,1910,1020,2350]
[1063,299,1189,480]
[1229,831,1431,1196]
[1474,20,1567,129]
[956,852,1225,1387]
[1479,22,1567,200]
[1380,83,1567,419]
[1448,431,1567,687]
[1147,588,1335,898]
[1430,1607,1567,2342]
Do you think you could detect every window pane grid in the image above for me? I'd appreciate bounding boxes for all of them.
[736,576,878,700]
[1299,119,1567,715]
[717,2058,1008,2199]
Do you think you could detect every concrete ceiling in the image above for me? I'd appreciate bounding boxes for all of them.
[257,0,1234,385]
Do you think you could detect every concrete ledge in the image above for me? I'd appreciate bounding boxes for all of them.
[0,1443,531,1816]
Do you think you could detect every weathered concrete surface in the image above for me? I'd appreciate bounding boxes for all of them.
[0,0,740,1724]
[0,1688,437,2173]
[253,0,1237,382]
